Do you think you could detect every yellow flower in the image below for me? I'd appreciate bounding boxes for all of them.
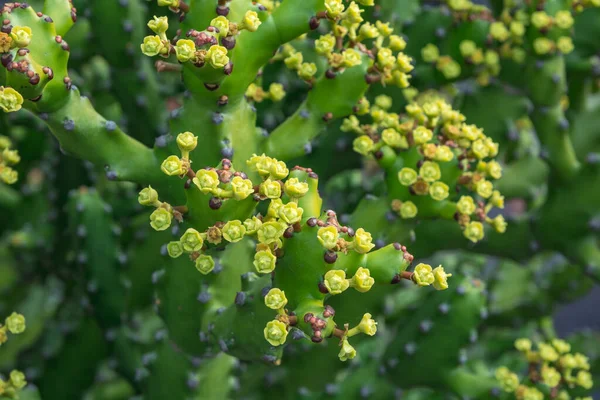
[180,228,204,252]
[161,155,184,176]
[413,263,434,286]
[243,216,263,234]
[342,48,363,68]
[315,34,336,55]
[429,181,449,201]
[357,313,377,336]
[538,343,559,362]
[167,241,183,258]
[175,39,196,63]
[389,35,406,51]
[176,131,198,152]
[463,221,484,243]
[242,10,262,32]
[325,0,345,18]
[491,215,507,234]
[257,221,287,244]
[353,136,374,156]
[284,178,309,198]
[514,338,532,352]
[206,45,230,68]
[222,220,246,243]
[141,35,166,57]
[247,154,274,176]
[195,254,215,275]
[0,87,24,113]
[254,249,277,273]
[279,202,304,225]
[419,161,441,183]
[432,266,452,290]
[5,312,25,334]
[148,16,169,34]
[298,63,317,80]
[264,320,288,346]
[317,226,339,250]
[541,365,561,388]
[138,186,159,206]
[269,160,289,180]
[353,228,374,254]
[259,179,282,199]
[210,16,230,38]
[9,370,26,390]
[324,270,349,295]
[10,26,32,48]
[231,176,255,200]
[264,288,288,310]
[422,43,440,63]
[338,339,356,361]
[268,83,286,101]
[158,0,180,6]
[475,180,493,199]
[351,267,374,292]
[150,208,172,231]
[193,169,220,194]
[495,367,519,392]
[399,201,418,219]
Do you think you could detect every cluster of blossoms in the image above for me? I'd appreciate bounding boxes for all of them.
[0,26,28,113]
[278,0,413,87]
[0,312,27,397]
[141,5,262,72]
[0,135,20,185]
[344,93,505,243]
[495,338,594,400]
[421,43,462,80]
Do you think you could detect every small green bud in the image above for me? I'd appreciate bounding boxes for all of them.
[374,95,393,110]
[317,225,339,250]
[9,370,26,390]
[325,0,345,18]
[180,228,204,252]
[175,39,197,63]
[342,48,363,68]
[284,52,303,70]
[357,313,377,336]
[463,221,484,243]
[432,266,452,290]
[352,135,374,156]
[264,288,287,310]
[399,201,417,219]
[284,178,309,198]
[167,241,184,258]
[195,254,215,275]
[150,208,172,231]
[460,40,477,57]
[231,176,255,200]
[269,160,289,180]
[161,155,184,176]
[141,35,166,57]
[389,35,406,51]
[148,16,169,34]
[353,228,375,254]
[254,249,277,273]
[206,45,230,68]
[259,179,282,199]
[10,26,32,48]
[264,320,288,346]
[257,221,286,244]
[268,83,286,101]
[0,87,24,113]
[413,263,434,286]
[429,181,449,201]
[398,168,418,186]
[298,63,317,80]
[351,267,375,292]
[419,161,441,183]
[324,270,349,295]
[210,16,230,38]
[279,202,304,224]
[456,196,476,215]
[222,220,247,243]
[5,312,25,334]
[315,34,336,55]
[194,169,220,194]
[341,116,362,133]
[242,10,262,32]
[243,216,263,234]
[338,339,357,361]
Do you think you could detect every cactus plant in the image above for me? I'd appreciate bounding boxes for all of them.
[0,0,599,399]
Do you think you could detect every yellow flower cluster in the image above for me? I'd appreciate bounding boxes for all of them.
[0,135,21,185]
[345,94,505,243]
[0,312,27,397]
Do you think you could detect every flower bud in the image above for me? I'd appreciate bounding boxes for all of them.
[206,45,230,69]
[138,186,159,206]
[242,10,262,32]
[222,220,246,243]
[254,249,277,273]
[194,169,220,194]
[317,226,339,250]
[141,35,166,57]
[264,320,288,346]
[338,339,356,361]
[284,178,309,198]
[167,241,184,258]
[195,254,215,275]
[432,266,452,290]
[353,135,374,156]
[351,267,374,292]
[264,288,287,310]
[148,16,169,34]
[161,155,184,176]
[231,176,254,200]
[150,208,172,231]
[259,179,282,199]
[413,263,434,286]
[5,312,25,334]
[279,202,304,224]
[180,228,204,252]
[353,228,375,254]
[357,313,377,335]
[0,87,24,113]
[463,221,484,243]
[257,221,287,244]
[324,270,349,295]
[243,216,263,234]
